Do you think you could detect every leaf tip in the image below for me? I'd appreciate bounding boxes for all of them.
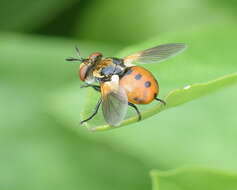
[183,84,191,90]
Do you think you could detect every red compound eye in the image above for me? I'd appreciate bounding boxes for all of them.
[79,64,89,81]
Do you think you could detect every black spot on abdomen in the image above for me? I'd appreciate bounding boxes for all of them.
[135,73,142,80]
[144,81,151,88]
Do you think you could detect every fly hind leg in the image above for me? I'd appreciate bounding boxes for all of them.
[155,97,166,105]
[80,98,102,125]
[128,102,141,121]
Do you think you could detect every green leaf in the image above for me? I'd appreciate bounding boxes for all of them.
[85,73,237,131]
[150,167,237,190]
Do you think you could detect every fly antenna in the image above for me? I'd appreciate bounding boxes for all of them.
[65,45,84,62]
[65,57,82,62]
[75,45,81,57]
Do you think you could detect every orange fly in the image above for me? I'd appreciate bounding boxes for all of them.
[66,43,187,126]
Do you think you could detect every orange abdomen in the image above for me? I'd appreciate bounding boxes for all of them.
[119,66,159,104]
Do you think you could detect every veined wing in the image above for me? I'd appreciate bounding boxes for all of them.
[101,75,128,126]
[123,43,187,65]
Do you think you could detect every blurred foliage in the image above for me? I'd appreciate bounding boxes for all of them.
[0,0,237,190]
[0,0,78,32]
[151,167,237,190]
[74,0,233,46]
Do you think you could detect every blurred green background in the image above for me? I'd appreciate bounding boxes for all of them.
[0,0,237,190]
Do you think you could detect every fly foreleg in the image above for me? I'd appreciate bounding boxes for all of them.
[80,84,101,92]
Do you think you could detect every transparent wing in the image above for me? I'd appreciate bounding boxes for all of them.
[101,81,128,126]
[123,43,187,65]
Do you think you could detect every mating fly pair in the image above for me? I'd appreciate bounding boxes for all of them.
[66,43,187,126]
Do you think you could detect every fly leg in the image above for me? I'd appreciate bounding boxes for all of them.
[128,102,141,121]
[80,84,101,92]
[155,97,166,105]
[80,98,102,125]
